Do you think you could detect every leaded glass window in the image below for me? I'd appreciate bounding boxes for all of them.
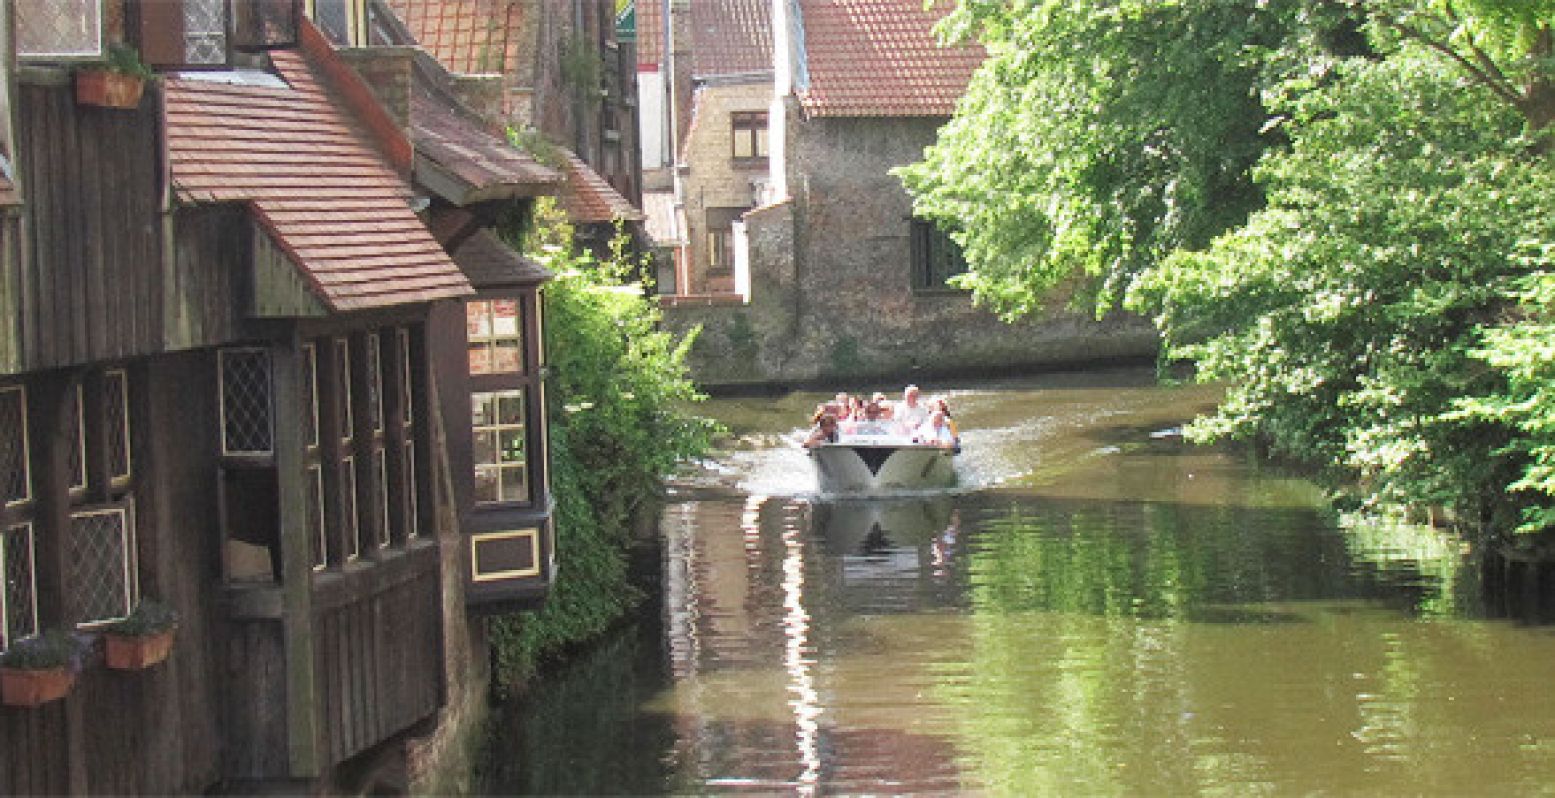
[0,387,28,507]
[66,385,86,492]
[69,506,136,625]
[16,0,103,59]
[0,523,37,650]
[105,370,131,483]
[220,348,274,456]
[183,0,227,65]
[342,456,360,560]
[307,464,326,570]
[366,333,384,433]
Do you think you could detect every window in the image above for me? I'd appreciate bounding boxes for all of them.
[307,464,326,570]
[366,333,384,433]
[467,300,524,376]
[312,0,366,47]
[705,207,745,273]
[232,0,301,50]
[66,386,86,493]
[1,387,29,508]
[341,456,360,560]
[69,506,136,625]
[398,328,420,540]
[1,523,37,650]
[183,0,228,64]
[336,338,353,443]
[105,370,132,484]
[220,348,275,456]
[731,112,768,162]
[16,0,103,59]
[472,391,528,504]
[301,343,327,569]
[910,218,970,292]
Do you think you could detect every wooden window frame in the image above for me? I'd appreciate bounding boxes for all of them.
[0,522,38,651]
[731,111,768,164]
[219,347,275,458]
[68,502,138,628]
[1,386,31,509]
[467,295,543,510]
[105,369,133,487]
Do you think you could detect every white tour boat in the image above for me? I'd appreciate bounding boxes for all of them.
[808,433,958,495]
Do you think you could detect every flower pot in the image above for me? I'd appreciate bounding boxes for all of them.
[104,628,175,671]
[75,70,145,110]
[1,666,76,708]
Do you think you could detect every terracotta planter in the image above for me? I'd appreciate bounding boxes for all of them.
[104,628,175,671]
[75,70,145,110]
[1,666,76,708]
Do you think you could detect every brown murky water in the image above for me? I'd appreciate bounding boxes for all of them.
[480,368,1555,796]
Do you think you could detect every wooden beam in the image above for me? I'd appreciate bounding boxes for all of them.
[270,336,323,778]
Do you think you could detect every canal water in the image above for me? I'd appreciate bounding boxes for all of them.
[479,368,1555,795]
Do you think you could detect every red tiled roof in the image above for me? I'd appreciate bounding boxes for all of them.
[384,0,522,75]
[797,0,983,117]
[556,149,644,224]
[165,49,472,312]
[692,0,772,77]
[637,0,662,68]
[411,87,564,204]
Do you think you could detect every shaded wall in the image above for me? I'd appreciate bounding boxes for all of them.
[663,109,1156,387]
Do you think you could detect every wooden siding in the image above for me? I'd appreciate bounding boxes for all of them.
[165,208,250,352]
[313,544,443,765]
[12,74,165,372]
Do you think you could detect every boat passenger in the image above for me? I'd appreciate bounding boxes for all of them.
[915,410,957,448]
[803,413,841,448]
[872,392,894,420]
[844,400,894,439]
[894,384,930,434]
[933,398,960,444]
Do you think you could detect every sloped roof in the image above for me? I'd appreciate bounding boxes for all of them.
[383,0,522,75]
[796,0,983,117]
[557,149,644,224]
[692,0,773,77]
[411,82,564,205]
[452,229,552,288]
[165,48,472,312]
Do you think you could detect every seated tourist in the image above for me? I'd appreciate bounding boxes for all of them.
[845,400,894,439]
[915,410,957,448]
[804,413,840,448]
[894,384,930,435]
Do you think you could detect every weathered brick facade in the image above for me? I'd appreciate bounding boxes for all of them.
[678,78,772,293]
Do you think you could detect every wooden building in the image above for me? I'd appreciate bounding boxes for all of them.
[0,0,562,791]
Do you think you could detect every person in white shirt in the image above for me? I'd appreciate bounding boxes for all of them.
[916,410,956,448]
[894,384,930,434]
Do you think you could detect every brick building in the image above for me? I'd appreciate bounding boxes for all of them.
[660,0,1156,386]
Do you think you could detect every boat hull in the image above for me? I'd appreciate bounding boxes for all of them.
[808,443,957,495]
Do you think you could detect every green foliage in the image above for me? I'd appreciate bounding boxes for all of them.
[900,0,1298,318]
[1134,45,1555,528]
[913,1,1555,536]
[102,43,154,79]
[105,599,178,637]
[1,630,86,671]
[490,199,717,689]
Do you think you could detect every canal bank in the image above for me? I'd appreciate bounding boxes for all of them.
[475,368,1555,795]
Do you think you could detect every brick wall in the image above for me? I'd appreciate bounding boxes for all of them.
[678,80,772,293]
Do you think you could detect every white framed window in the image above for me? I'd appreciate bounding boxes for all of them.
[336,338,353,443]
[366,332,384,433]
[66,385,87,493]
[69,504,137,626]
[466,300,524,376]
[472,390,529,504]
[342,456,360,560]
[307,464,326,571]
[183,0,228,64]
[404,441,420,540]
[301,343,320,449]
[398,328,414,424]
[1,386,32,508]
[374,450,389,549]
[16,0,104,60]
[105,370,132,484]
[0,523,38,651]
[219,348,275,456]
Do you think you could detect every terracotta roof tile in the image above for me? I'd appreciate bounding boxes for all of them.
[692,0,773,77]
[556,149,644,224]
[797,0,983,118]
[166,49,472,312]
[384,0,522,75]
[411,85,564,204]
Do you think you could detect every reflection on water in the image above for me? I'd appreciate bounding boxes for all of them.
[481,369,1555,795]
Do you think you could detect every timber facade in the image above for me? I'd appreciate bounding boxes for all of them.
[0,0,563,792]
